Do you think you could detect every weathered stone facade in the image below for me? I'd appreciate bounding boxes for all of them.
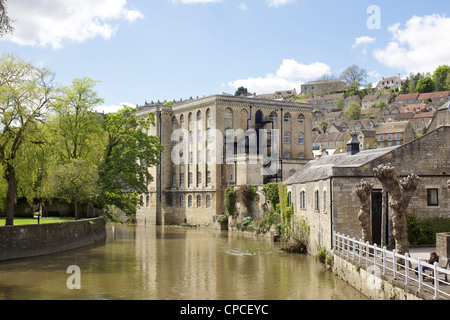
[285,125,450,254]
[135,95,313,226]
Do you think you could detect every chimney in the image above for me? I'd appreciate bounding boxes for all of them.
[347,133,360,156]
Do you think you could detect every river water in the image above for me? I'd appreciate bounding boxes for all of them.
[0,224,367,300]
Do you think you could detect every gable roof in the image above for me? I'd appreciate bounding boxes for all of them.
[396,93,419,102]
[375,121,410,134]
[418,91,450,101]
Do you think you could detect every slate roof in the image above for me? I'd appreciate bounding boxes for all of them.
[284,147,397,185]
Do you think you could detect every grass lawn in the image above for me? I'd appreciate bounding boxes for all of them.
[0,217,76,226]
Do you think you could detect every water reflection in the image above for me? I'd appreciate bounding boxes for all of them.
[0,224,366,300]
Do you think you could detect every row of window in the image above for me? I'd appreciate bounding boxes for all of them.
[173,171,212,188]
[291,190,328,212]
[172,194,212,209]
[172,109,306,127]
[379,133,401,141]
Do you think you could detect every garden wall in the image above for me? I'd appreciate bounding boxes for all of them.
[0,217,106,261]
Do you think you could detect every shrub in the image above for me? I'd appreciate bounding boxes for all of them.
[237,184,257,214]
[224,185,237,216]
[278,215,310,253]
[407,213,450,245]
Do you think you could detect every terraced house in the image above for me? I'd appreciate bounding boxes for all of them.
[135,94,313,226]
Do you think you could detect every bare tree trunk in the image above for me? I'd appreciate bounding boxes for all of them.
[355,180,373,244]
[373,164,419,259]
[4,164,16,226]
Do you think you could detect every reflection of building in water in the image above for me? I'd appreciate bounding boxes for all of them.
[135,94,313,226]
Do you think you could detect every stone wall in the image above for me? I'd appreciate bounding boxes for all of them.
[0,217,106,261]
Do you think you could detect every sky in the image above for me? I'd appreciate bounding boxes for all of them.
[1,0,449,113]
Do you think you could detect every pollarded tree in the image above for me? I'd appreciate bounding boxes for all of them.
[0,54,54,225]
[373,164,420,257]
[0,0,14,37]
[355,180,373,244]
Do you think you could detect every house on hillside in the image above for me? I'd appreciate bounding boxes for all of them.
[375,74,404,91]
[284,125,450,254]
[301,79,346,96]
[395,93,419,105]
[410,111,435,133]
[375,121,415,147]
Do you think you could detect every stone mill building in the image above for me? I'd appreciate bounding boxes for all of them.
[135,94,313,226]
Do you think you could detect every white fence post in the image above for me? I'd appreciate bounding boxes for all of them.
[382,246,386,276]
[374,243,377,267]
[434,262,439,300]
[418,258,422,292]
[405,253,409,285]
[358,239,362,265]
[393,249,397,279]
[366,241,369,267]
[352,237,356,260]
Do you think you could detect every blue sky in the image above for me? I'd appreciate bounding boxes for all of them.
[1,0,449,113]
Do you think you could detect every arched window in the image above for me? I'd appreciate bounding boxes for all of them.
[298,132,305,145]
[284,132,291,144]
[206,108,211,120]
[172,196,177,208]
[300,191,306,209]
[224,108,233,120]
[284,113,291,124]
[197,110,202,122]
[188,195,193,207]
[180,173,185,187]
[197,129,202,143]
[188,112,194,126]
[270,112,277,123]
[180,114,185,125]
[284,152,291,159]
[206,195,211,208]
[180,195,184,208]
[287,192,292,206]
[206,128,211,142]
[146,195,150,207]
[298,153,305,159]
[197,195,201,208]
[315,190,320,212]
[297,114,305,125]
[172,116,177,128]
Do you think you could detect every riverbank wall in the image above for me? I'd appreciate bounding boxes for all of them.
[0,217,106,262]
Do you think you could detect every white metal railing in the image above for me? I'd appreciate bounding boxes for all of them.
[334,232,450,300]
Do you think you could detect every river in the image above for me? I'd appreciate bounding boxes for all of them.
[0,224,367,300]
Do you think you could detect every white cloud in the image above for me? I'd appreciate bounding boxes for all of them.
[228,59,331,94]
[373,14,450,74]
[238,3,248,11]
[266,0,296,8]
[3,0,144,49]
[95,102,135,114]
[352,36,376,49]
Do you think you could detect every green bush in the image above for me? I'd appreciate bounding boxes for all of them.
[407,213,450,245]
[224,185,236,216]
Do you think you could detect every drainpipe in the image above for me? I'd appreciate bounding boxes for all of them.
[330,177,334,249]
[280,108,283,182]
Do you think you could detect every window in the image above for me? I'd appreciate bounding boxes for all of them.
[323,191,327,212]
[180,173,185,187]
[284,152,291,159]
[172,174,176,187]
[206,128,211,142]
[197,129,202,143]
[189,131,193,143]
[206,171,212,187]
[270,112,277,123]
[180,196,184,208]
[206,109,211,120]
[197,171,202,187]
[396,133,400,140]
[189,113,193,125]
[379,135,384,141]
[206,195,211,208]
[300,191,306,209]
[284,132,291,144]
[172,196,177,208]
[225,108,233,120]
[314,190,320,211]
[189,152,193,164]
[188,172,193,187]
[197,111,202,122]
[298,132,304,145]
[427,189,439,206]
[287,192,292,206]
[197,195,201,208]
[289,170,296,177]
[188,195,193,208]
[298,153,305,159]
[284,113,291,124]
[146,195,150,207]
[197,150,202,164]
[180,114,184,125]
[206,149,211,164]
[172,117,177,128]
[388,134,392,141]
[297,114,305,125]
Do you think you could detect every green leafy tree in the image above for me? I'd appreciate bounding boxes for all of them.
[45,159,99,218]
[335,96,345,110]
[0,54,54,225]
[415,76,435,93]
[97,107,163,218]
[50,77,105,163]
[234,86,248,96]
[433,65,450,91]
[373,100,388,109]
[343,101,362,120]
